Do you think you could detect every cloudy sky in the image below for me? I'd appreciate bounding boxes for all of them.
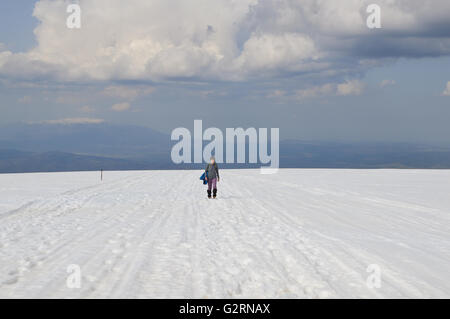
[0,0,449,144]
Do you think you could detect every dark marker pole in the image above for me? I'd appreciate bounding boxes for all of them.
[101,169,103,181]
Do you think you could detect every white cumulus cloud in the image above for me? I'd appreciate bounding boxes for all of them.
[111,102,131,112]
[0,0,449,83]
[337,80,365,96]
[79,105,95,113]
[41,118,105,125]
[380,79,396,88]
[442,82,450,96]
[295,84,335,100]
[294,80,365,100]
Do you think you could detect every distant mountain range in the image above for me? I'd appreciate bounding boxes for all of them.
[0,123,169,158]
[0,149,145,173]
[1,123,450,173]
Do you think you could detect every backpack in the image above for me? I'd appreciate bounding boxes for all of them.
[200,172,208,185]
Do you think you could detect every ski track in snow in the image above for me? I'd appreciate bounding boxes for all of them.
[0,169,449,298]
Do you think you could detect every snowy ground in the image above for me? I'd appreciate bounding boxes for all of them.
[0,169,450,299]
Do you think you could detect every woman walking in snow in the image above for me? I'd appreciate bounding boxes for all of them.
[205,156,220,199]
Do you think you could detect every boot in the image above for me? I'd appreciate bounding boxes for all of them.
[213,188,217,199]
[207,189,212,199]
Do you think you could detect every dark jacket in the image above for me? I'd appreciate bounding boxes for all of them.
[205,163,219,180]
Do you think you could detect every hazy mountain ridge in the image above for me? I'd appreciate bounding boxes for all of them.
[0,149,146,173]
[0,123,170,158]
[1,123,450,173]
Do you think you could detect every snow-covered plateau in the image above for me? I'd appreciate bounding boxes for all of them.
[0,169,449,298]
